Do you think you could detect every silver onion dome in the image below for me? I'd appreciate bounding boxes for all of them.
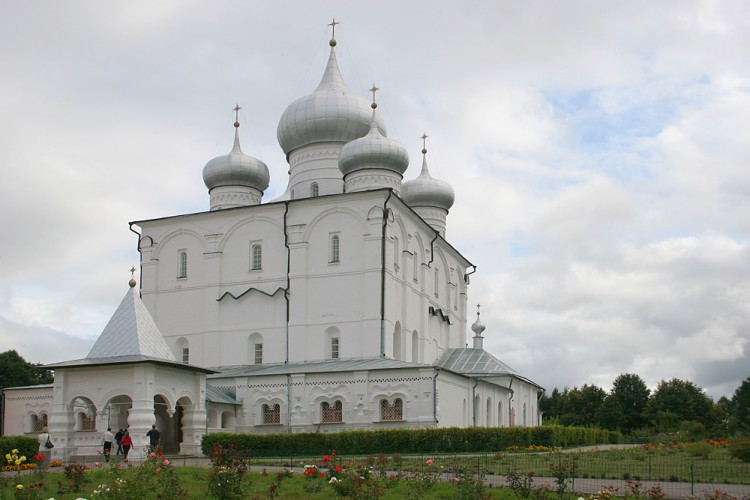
[401,151,455,211]
[203,126,270,193]
[276,42,386,157]
[339,108,409,177]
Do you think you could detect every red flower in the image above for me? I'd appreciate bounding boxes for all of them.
[34,455,44,462]
[334,465,343,472]
[321,455,332,463]
[319,472,324,478]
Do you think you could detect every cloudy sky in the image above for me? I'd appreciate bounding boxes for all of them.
[1,1,748,400]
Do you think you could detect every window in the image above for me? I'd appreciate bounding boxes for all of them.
[321,401,343,423]
[31,413,47,433]
[177,250,187,278]
[251,244,262,270]
[434,268,439,297]
[380,398,403,421]
[311,182,319,197]
[331,337,339,359]
[262,404,280,424]
[182,347,189,364]
[79,413,96,431]
[254,343,263,364]
[330,234,340,263]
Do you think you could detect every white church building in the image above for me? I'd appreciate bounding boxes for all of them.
[2,26,543,458]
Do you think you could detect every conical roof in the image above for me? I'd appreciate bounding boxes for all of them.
[86,284,176,361]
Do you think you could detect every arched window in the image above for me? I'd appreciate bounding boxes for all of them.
[251,244,262,270]
[262,404,280,424]
[249,333,263,364]
[393,323,402,360]
[311,182,319,197]
[182,347,190,364]
[330,337,339,359]
[254,342,263,364]
[177,337,189,364]
[411,331,419,363]
[330,234,340,263]
[321,401,343,423]
[380,398,403,421]
[498,402,503,427]
[30,413,47,433]
[221,411,235,429]
[486,398,492,427]
[177,250,188,278]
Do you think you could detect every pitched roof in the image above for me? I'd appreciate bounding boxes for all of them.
[86,285,176,361]
[435,348,543,389]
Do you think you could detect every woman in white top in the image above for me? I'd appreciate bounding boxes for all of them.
[37,427,52,469]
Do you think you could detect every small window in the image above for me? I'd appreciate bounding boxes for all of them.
[380,398,403,421]
[321,401,343,423]
[31,413,47,433]
[178,250,188,278]
[331,337,339,359]
[311,182,319,197]
[254,343,263,364]
[251,244,262,270]
[182,347,189,364]
[262,404,280,424]
[330,234,340,263]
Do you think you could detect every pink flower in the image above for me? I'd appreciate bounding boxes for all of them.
[149,453,156,459]
[162,459,169,466]
[426,459,434,465]
[93,462,100,467]
[156,467,161,473]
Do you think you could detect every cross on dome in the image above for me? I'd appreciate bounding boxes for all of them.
[421,133,428,154]
[234,104,241,128]
[369,84,379,108]
[328,18,339,46]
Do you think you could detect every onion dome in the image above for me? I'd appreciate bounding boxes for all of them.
[203,108,270,210]
[471,305,486,350]
[401,143,455,211]
[339,103,409,178]
[276,36,386,158]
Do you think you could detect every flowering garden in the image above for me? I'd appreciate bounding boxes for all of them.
[2,434,750,499]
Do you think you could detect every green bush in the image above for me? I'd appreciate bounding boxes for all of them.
[684,441,714,459]
[201,425,619,457]
[0,436,37,459]
[728,438,750,462]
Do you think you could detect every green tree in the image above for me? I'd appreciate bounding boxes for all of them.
[729,376,750,436]
[647,378,714,433]
[0,350,53,391]
[609,373,650,435]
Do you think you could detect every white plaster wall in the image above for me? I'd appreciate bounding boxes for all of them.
[2,386,53,436]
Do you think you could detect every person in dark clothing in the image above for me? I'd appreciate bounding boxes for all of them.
[114,429,124,455]
[146,424,160,452]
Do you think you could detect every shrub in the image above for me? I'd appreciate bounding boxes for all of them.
[728,439,750,462]
[684,441,714,459]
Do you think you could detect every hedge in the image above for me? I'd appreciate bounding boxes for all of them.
[201,425,621,457]
[0,436,38,460]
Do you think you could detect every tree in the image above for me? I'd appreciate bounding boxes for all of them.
[729,376,750,436]
[647,378,714,432]
[609,373,650,434]
[0,350,53,391]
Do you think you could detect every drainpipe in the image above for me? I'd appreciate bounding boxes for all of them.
[508,378,514,427]
[380,190,393,357]
[463,265,477,284]
[472,379,479,427]
[433,369,440,425]
[128,223,143,294]
[286,374,292,434]
[283,201,290,364]
[427,231,438,268]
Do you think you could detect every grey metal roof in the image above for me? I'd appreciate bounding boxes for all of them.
[435,348,518,376]
[86,286,176,361]
[45,355,215,373]
[209,357,431,379]
[206,385,241,405]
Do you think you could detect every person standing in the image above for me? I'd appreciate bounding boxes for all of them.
[120,428,133,463]
[114,428,124,455]
[37,427,53,469]
[146,424,160,452]
[101,427,115,462]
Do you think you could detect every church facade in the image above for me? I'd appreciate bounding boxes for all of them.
[2,27,543,458]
